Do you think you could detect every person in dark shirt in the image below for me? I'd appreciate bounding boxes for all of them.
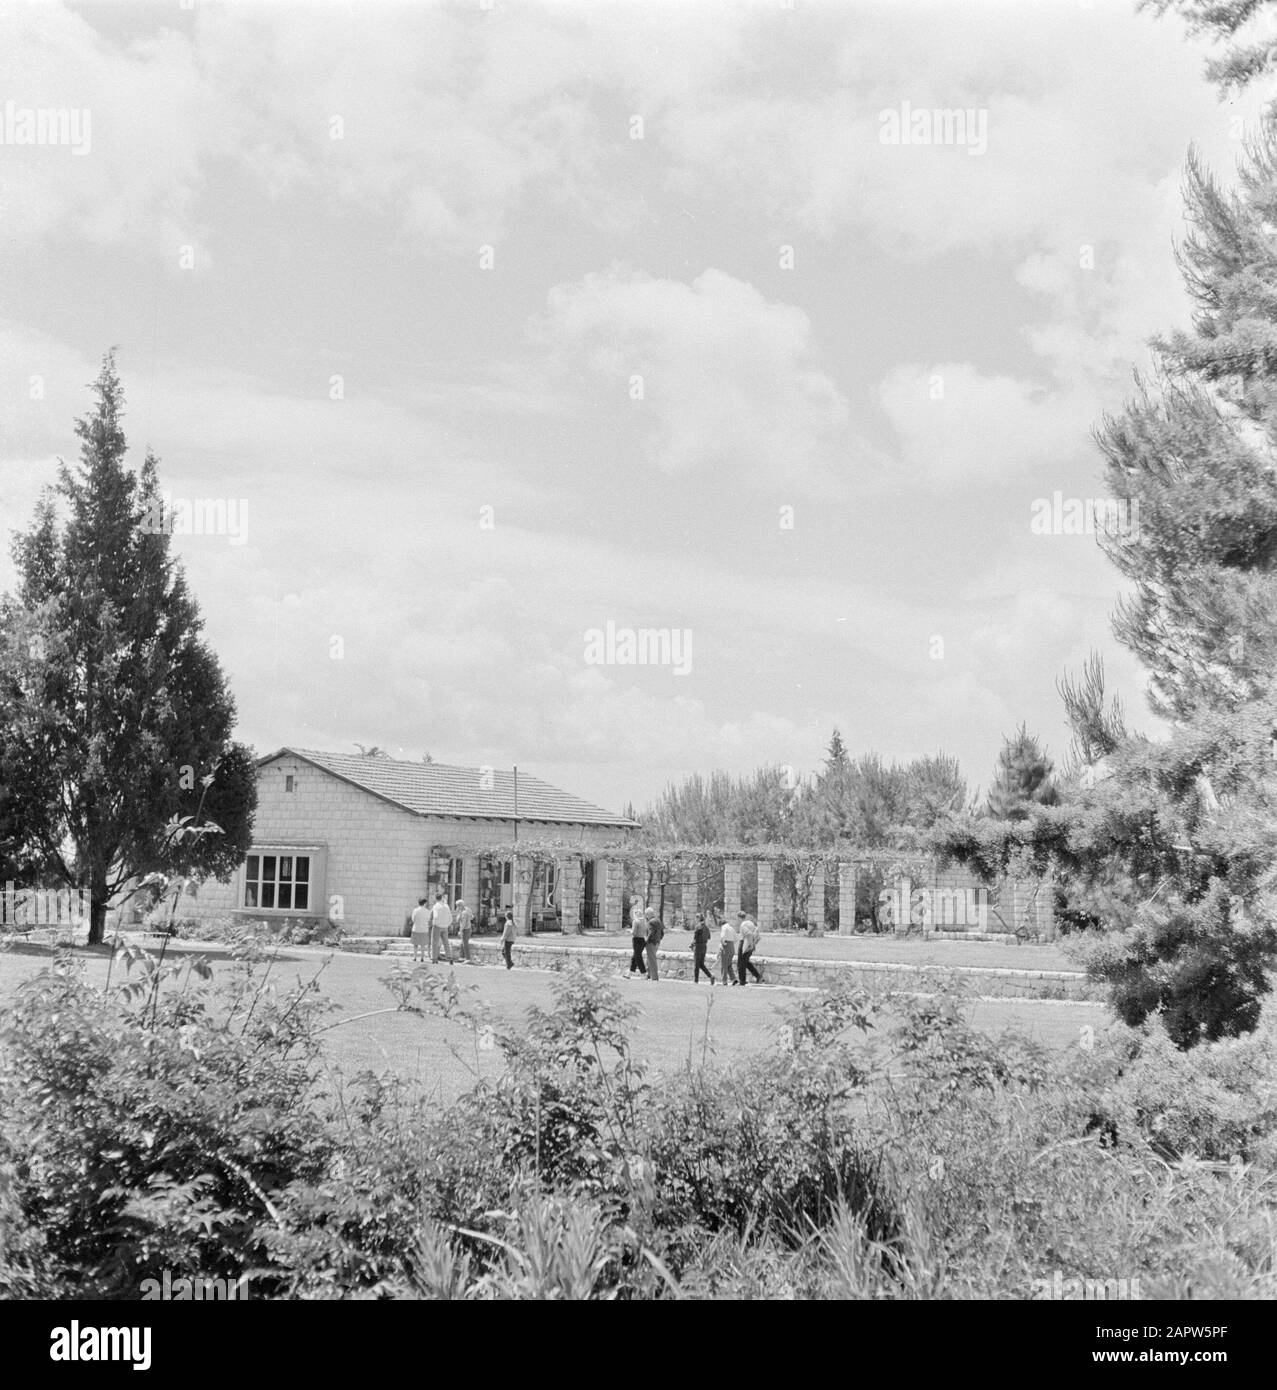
[691,913,715,984]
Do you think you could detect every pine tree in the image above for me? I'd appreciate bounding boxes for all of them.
[985,726,1059,820]
[1066,60,1277,1038]
[1146,0,1277,96]
[932,37,1277,1042]
[904,753,969,827]
[1095,139,1277,719]
[0,353,256,943]
[814,728,856,842]
[825,728,850,774]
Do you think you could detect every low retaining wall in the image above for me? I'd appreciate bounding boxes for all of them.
[354,936,1100,1002]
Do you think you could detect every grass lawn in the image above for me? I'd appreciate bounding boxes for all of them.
[0,938,1117,1107]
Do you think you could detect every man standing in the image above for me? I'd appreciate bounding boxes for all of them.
[629,902,648,978]
[719,912,738,986]
[410,896,430,963]
[500,908,516,969]
[454,897,473,963]
[692,913,714,985]
[644,906,663,982]
[737,909,763,985]
[429,890,454,965]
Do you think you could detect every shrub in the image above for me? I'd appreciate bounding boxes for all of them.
[0,945,334,1298]
[5,947,1277,1300]
[172,915,343,947]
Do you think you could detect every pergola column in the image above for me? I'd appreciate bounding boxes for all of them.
[897,872,913,933]
[838,861,856,935]
[681,864,698,927]
[724,860,741,920]
[808,862,826,935]
[755,860,774,932]
[559,857,582,935]
[602,859,625,935]
[461,855,480,922]
[512,856,535,936]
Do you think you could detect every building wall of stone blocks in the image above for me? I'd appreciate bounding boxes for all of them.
[184,754,631,936]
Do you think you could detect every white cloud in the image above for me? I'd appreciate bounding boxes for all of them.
[538,266,883,493]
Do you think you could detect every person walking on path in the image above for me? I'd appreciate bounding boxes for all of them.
[454,897,473,962]
[500,909,516,969]
[644,906,663,982]
[410,896,430,963]
[629,903,649,977]
[691,913,715,984]
[429,890,454,965]
[737,910,763,985]
[719,913,738,985]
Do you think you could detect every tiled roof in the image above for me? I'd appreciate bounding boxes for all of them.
[261,748,640,828]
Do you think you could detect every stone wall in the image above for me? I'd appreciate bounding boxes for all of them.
[373,938,1100,1001]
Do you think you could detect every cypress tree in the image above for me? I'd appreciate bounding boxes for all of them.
[0,353,256,943]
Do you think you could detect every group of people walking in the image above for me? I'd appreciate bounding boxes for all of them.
[629,897,763,986]
[410,889,763,984]
[410,890,518,969]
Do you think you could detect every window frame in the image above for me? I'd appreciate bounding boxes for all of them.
[238,844,325,918]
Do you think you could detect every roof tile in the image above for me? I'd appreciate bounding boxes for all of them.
[266,748,639,828]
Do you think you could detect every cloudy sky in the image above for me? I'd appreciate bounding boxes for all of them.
[0,0,1269,814]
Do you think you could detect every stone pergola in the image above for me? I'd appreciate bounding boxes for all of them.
[426,839,1053,938]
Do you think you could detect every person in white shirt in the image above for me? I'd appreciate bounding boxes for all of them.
[719,914,738,986]
[410,896,430,963]
[737,910,763,985]
[454,897,473,962]
[429,891,454,964]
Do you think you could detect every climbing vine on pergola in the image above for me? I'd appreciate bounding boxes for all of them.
[425,836,943,932]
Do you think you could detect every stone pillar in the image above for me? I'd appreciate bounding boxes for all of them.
[512,856,535,936]
[808,863,826,935]
[1041,873,1056,941]
[681,865,698,927]
[755,860,774,932]
[724,860,741,920]
[461,855,480,925]
[559,858,582,935]
[838,861,856,935]
[602,859,625,936]
[897,874,913,934]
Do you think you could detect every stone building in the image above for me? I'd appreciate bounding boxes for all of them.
[184,747,639,936]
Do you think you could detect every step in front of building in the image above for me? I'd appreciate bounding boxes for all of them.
[348,935,1099,1001]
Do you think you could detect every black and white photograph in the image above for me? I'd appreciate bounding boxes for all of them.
[1,0,1276,1345]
